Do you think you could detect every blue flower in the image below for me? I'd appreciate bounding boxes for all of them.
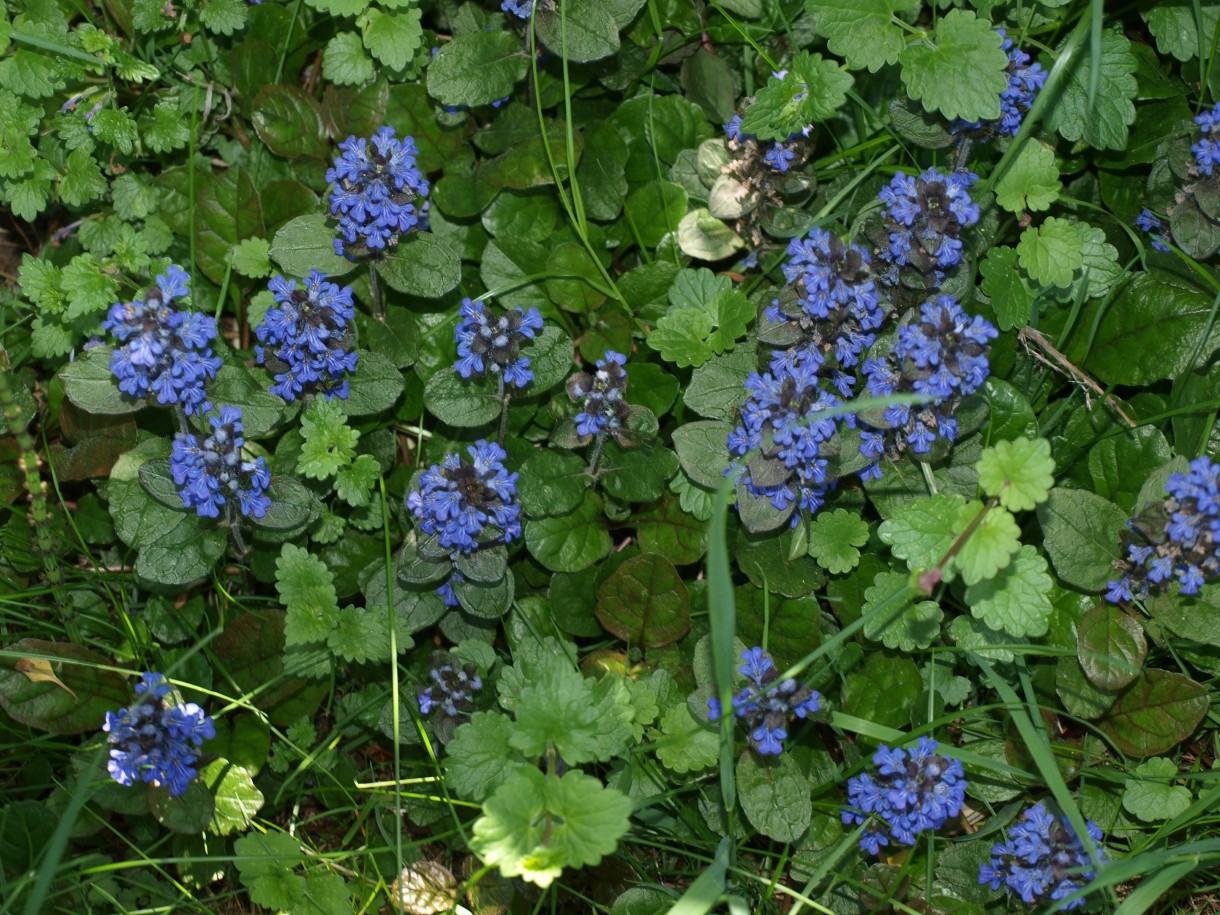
[1193,102,1220,176]
[406,439,521,554]
[327,126,429,259]
[1106,456,1220,603]
[978,803,1105,910]
[255,271,358,402]
[501,0,534,18]
[764,143,797,173]
[955,30,1046,138]
[707,647,820,756]
[103,672,216,797]
[725,115,746,142]
[1136,208,1170,253]
[842,736,967,854]
[861,295,996,464]
[728,348,843,522]
[102,265,222,416]
[418,657,482,720]
[878,168,979,280]
[170,406,272,519]
[567,351,630,440]
[454,298,544,389]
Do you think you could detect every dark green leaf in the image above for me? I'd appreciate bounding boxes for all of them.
[59,347,143,414]
[737,751,812,843]
[455,568,514,619]
[212,612,328,726]
[596,553,690,648]
[1037,488,1127,591]
[517,449,588,518]
[376,232,461,298]
[1100,670,1209,757]
[672,420,733,489]
[0,640,129,734]
[251,85,328,160]
[427,30,529,108]
[423,366,501,428]
[535,0,619,63]
[1077,604,1147,692]
[342,350,404,416]
[525,491,611,573]
[194,168,264,285]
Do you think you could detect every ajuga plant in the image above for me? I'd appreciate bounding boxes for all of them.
[9,2,1220,913]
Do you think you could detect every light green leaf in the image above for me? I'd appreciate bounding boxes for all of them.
[1017,216,1083,288]
[1122,757,1192,821]
[140,101,190,154]
[655,701,719,774]
[58,148,106,207]
[964,544,1054,637]
[995,141,1061,214]
[508,664,604,765]
[275,543,340,646]
[740,53,851,139]
[229,237,273,278]
[360,7,422,71]
[446,712,526,802]
[1049,222,1122,304]
[1046,29,1137,151]
[807,508,868,574]
[900,10,1009,121]
[201,758,264,836]
[334,453,379,507]
[805,0,917,72]
[299,397,359,480]
[979,246,1038,331]
[952,501,1022,586]
[323,32,375,87]
[863,570,943,651]
[199,0,247,34]
[977,437,1055,512]
[877,492,965,580]
[61,254,119,320]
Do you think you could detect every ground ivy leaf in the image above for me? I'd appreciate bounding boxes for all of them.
[508,664,603,764]
[298,397,359,480]
[335,453,379,507]
[964,544,1054,637]
[979,247,1038,331]
[995,141,1061,214]
[234,833,305,911]
[1144,4,1220,62]
[805,0,916,72]
[863,570,943,651]
[141,100,191,153]
[327,604,400,663]
[58,148,107,207]
[1049,222,1122,304]
[740,53,851,139]
[1122,757,1192,821]
[737,751,812,843]
[877,492,965,580]
[807,508,869,574]
[471,768,632,889]
[952,501,1021,586]
[977,437,1055,512]
[1046,28,1138,152]
[900,10,1008,122]
[1017,217,1083,289]
[445,712,526,802]
[655,701,719,774]
[276,543,340,646]
[201,758,264,836]
[323,32,376,86]
[229,237,273,278]
[360,7,422,71]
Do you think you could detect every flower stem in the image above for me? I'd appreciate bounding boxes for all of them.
[368,262,383,320]
[497,375,510,447]
[587,432,606,478]
[227,502,247,556]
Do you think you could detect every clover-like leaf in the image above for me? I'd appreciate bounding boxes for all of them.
[863,570,943,651]
[952,501,1022,586]
[977,437,1055,512]
[1122,757,1193,822]
[807,508,869,574]
[963,544,1054,638]
[1017,216,1084,289]
[877,492,964,580]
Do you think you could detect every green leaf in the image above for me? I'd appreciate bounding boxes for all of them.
[195,168,265,285]
[1048,222,1122,304]
[199,0,247,34]
[740,54,852,140]
[655,701,719,774]
[807,508,868,574]
[18,255,65,312]
[677,208,746,261]
[1082,270,1220,386]
[1077,603,1147,692]
[140,100,190,153]
[1037,488,1127,591]
[862,570,943,651]
[952,501,1021,586]
[684,348,753,420]
[360,7,422,71]
[624,181,688,249]
[328,604,399,663]
[637,495,708,565]
[979,247,1037,331]
[878,492,965,579]
[525,491,611,573]
[200,758,264,836]
[229,237,273,278]
[3,157,55,221]
[805,0,916,72]
[648,269,752,368]
[523,325,575,392]
[1046,28,1138,151]
[427,30,529,108]
[90,108,138,154]
[995,141,1061,214]
[422,366,501,428]
[510,664,608,764]
[737,751,812,843]
[335,453,379,507]
[1017,217,1083,288]
[323,32,376,86]
[149,780,214,834]
[672,420,734,489]
[276,543,341,646]
[596,553,690,648]
[208,362,285,438]
[0,90,41,179]
[1122,758,1192,821]
[61,254,118,320]
[58,148,106,207]
[545,244,606,313]
[299,397,359,479]
[839,652,922,729]
[0,639,129,734]
[1144,2,1220,62]
[535,0,619,64]
[269,215,355,279]
[251,85,328,160]
[471,768,633,889]
[341,351,403,416]
[977,437,1054,512]
[212,613,327,726]
[964,544,1054,638]
[446,712,527,802]
[900,10,1008,121]
[234,833,307,912]
[517,449,589,518]
[1100,670,1209,758]
[376,232,461,298]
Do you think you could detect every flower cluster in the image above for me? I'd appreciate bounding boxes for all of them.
[103,265,222,416]
[763,228,884,393]
[862,295,997,462]
[1136,208,1170,253]
[728,348,842,521]
[878,168,980,283]
[706,647,820,755]
[567,351,630,440]
[406,439,521,554]
[1192,102,1220,176]
[979,803,1105,910]
[418,658,483,721]
[102,672,216,797]
[170,406,271,520]
[454,298,544,389]
[1106,455,1220,603]
[725,116,802,175]
[255,271,358,402]
[842,736,967,855]
[327,126,429,258]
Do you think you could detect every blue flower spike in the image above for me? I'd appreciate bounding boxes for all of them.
[102,264,222,417]
[170,405,272,520]
[843,736,967,855]
[326,126,429,259]
[878,168,980,282]
[706,647,820,756]
[1192,102,1220,176]
[103,672,216,798]
[979,803,1106,910]
[567,351,631,441]
[255,271,358,402]
[418,657,482,720]
[454,297,544,389]
[1136,208,1171,254]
